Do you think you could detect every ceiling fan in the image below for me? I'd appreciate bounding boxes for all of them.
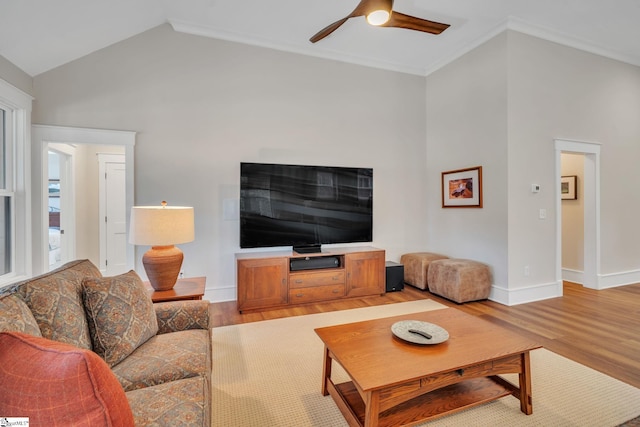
[309,0,450,43]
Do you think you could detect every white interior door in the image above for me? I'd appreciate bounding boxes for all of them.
[99,154,127,275]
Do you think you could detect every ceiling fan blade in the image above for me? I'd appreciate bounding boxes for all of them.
[309,0,372,43]
[309,17,350,43]
[382,11,450,35]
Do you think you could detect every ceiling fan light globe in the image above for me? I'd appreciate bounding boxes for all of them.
[366,10,390,26]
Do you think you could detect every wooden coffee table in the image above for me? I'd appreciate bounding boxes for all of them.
[315,308,541,427]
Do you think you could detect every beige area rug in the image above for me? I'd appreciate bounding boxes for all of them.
[211,300,640,426]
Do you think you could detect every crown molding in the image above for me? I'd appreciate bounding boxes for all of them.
[506,16,640,68]
[170,16,640,79]
[169,19,426,76]
[422,18,510,77]
[424,16,640,77]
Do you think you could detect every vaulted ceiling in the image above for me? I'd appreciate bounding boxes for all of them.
[2,0,640,77]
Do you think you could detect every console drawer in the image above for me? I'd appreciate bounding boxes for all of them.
[289,270,345,289]
[289,284,345,303]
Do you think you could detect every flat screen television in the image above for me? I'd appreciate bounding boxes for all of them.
[240,162,373,252]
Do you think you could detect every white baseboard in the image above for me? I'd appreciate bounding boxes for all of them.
[562,268,583,285]
[562,268,640,289]
[489,281,563,306]
[597,269,640,289]
[204,286,236,303]
[490,268,640,306]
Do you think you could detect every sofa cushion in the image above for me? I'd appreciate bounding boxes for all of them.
[0,294,42,336]
[113,328,211,391]
[16,259,102,349]
[126,375,210,427]
[83,270,159,367]
[0,331,135,426]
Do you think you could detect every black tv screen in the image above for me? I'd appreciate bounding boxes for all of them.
[240,163,373,252]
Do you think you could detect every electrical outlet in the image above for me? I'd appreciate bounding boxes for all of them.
[539,209,547,219]
[179,271,184,278]
[524,266,530,276]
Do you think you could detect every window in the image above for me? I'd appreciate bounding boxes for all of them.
[0,79,32,284]
[0,106,13,276]
[0,105,13,275]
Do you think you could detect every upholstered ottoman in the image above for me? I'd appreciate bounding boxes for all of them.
[427,259,492,303]
[400,252,449,290]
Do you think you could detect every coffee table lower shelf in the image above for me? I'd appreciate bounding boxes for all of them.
[329,377,514,427]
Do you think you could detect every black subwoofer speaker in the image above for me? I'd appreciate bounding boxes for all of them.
[385,261,404,292]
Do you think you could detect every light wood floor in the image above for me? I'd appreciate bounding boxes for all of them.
[209,281,640,389]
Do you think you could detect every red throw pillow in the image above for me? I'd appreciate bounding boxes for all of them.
[0,331,134,426]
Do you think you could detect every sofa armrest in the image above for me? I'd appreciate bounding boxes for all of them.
[154,300,210,334]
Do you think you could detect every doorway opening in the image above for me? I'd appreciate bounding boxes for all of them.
[32,125,136,276]
[554,139,601,289]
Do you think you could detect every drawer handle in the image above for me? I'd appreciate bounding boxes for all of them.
[295,279,303,284]
[296,293,304,297]
[332,289,340,294]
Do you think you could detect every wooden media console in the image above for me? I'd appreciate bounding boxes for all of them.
[236,246,385,313]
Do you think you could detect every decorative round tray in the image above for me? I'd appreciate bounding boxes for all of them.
[391,320,449,345]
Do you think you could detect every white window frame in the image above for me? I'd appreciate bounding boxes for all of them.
[0,78,33,286]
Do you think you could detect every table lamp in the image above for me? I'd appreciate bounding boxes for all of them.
[129,201,194,291]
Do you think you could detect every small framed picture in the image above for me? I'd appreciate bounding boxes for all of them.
[561,175,577,200]
[441,166,483,208]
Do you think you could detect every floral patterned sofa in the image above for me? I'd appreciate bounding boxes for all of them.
[0,260,211,426]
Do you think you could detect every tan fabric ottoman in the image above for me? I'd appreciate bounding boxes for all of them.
[400,252,449,290]
[427,259,492,303]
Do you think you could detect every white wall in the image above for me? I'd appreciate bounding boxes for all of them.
[19,24,640,303]
[425,33,510,293]
[426,30,640,304]
[0,54,32,96]
[31,24,428,301]
[507,31,640,296]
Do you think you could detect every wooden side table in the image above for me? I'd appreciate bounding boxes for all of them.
[144,276,206,303]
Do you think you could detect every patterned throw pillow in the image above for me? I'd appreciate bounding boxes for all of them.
[82,270,159,367]
[16,259,102,350]
[0,294,42,337]
[0,331,135,426]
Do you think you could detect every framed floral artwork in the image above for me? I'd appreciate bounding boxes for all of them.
[441,166,483,208]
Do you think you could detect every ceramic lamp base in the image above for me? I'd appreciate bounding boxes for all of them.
[142,245,183,291]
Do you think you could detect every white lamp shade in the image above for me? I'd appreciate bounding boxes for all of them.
[129,206,194,246]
